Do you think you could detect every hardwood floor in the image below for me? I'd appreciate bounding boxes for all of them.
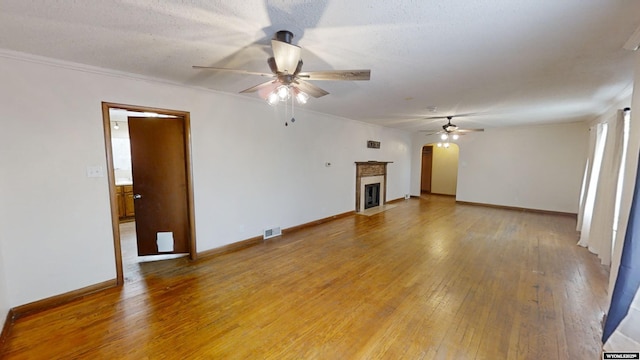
[119,220,188,284]
[0,195,609,359]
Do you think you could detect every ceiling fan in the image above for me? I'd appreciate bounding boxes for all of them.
[193,30,371,105]
[420,114,485,136]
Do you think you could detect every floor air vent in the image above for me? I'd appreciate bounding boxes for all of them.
[263,227,282,240]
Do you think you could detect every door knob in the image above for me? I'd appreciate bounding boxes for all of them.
[133,194,142,199]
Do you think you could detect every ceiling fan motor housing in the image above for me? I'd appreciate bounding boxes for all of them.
[443,124,458,132]
[274,30,294,44]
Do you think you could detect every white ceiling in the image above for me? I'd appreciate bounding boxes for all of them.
[1,1,638,132]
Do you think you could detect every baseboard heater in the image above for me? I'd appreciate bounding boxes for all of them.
[263,227,282,240]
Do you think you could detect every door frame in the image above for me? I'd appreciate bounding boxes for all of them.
[420,145,433,193]
[101,102,197,285]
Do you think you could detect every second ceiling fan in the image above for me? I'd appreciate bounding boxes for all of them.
[420,114,485,136]
[193,30,371,105]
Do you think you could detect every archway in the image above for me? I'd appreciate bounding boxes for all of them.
[420,143,460,196]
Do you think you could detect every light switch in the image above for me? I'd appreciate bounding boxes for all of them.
[86,166,104,177]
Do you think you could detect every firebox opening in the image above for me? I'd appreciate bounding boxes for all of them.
[364,183,381,209]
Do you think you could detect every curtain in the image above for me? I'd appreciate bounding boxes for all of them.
[581,111,626,265]
[576,127,597,231]
[609,108,635,303]
[578,123,608,250]
[612,110,632,260]
[603,148,640,347]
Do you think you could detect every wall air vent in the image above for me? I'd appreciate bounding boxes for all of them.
[263,226,282,240]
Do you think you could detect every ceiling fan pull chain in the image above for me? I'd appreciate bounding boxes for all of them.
[291,91,296,124]
[284,93,289,126]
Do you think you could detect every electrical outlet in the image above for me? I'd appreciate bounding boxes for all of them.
[86,166,104,178]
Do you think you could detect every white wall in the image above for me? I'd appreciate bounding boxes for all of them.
[456,122,589,213]
[431,144,459,195]
[0,243,9,330]
[411,121,589,213]
[0,136,10,329]
[0,51,412,308]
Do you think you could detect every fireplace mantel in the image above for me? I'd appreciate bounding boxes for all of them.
[355,161,393,212]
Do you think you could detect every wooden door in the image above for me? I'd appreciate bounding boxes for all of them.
[421,146,433,192]
[128,117,190,256]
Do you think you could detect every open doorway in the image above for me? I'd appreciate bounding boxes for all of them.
[421,145,433,193]
[420,143,460,196]
[101,102,196,285]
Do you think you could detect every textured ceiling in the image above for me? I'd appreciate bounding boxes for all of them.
[0,0,638,132]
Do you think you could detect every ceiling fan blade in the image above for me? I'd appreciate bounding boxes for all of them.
[419,128,484,135]
[192,66,274,78]
[239,80,278,94]
[421,112,483,120]
[293,60,304,76]
[271,39,301,74]
[267,57,278,74]
[418,130,444,135]
[294,79,329,98]
[422,115,453,120]
[298,70,371,81]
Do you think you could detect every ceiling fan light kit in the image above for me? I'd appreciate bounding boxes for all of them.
[266,84,309,106]
[267,91,280,106]
[295,90,309,104]
[440,133,461,140]
[276,85,291,101]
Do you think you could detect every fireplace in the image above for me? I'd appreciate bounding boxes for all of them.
[364,183,381,209]
[355,161,392,212]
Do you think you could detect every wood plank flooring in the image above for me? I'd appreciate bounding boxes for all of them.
[119,220,188,284]
[0,195,609,359]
